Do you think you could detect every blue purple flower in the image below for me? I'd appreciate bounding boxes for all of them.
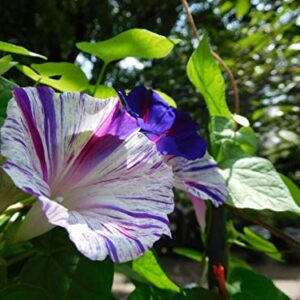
[120,85,227,216]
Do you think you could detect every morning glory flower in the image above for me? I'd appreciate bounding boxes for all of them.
[1,86,174,262]
[119,86,227,226]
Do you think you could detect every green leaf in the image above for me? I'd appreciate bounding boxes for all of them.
[228,268,289,299]
[279,174,300,207]
[66,256,114,300]
[0,168,28,213]
[235,127,257,155]
[235,0,251,18]
[17,63,89,92]
[0,76,18,126]
[220,157,300,213]
[92,85,118,98]
[132,250,180,292]
[0,55,18,75]
[77,28,178,64]
[128,285,174,300]
[0,41,47,60]
[0,284,52,300]
[172,287,223,300]
[0,266,7,289]
[20,229,114,300]
[242,228,282,261]
[228,255,252,272]
[154,90,177,108]
[210,116,257,162]
[187,35,231,118]
[173,248,202,262]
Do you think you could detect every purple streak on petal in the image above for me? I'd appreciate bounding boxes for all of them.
[36,87,58,177]
[82,204,170,226]
[116,196,171,205]
[185,164,218,172]
[13,88,48,180]
[64,101,139,182]
[186,181,224,205]
[101,234,119,262]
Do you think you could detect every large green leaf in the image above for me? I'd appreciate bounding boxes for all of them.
[221,157,300,213]
[210,116,257,162]
[20,229,114,300]
[0,284,52,300]
[128,285,174,300]
[187,35,231,118]
[242,228,282,261]
[279,173,300,207]
[17,63,89,92]
[228,268,289,300]
[173,288,223,300]
[0,55,18,75]
[0,41,46,60]
[77,29,178,63]
[132,251,180,292]
[0,76,18,126]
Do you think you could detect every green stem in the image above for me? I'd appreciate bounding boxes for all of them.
[207,204,228,289]
[6,250,36,267]
[93,62,108,96]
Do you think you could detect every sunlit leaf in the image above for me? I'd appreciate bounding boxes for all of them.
[221,157,300,213]
[17,63,89,92]
[0,41,47,60]
[77,28,179,63]
[92,85,118,98]
[279,174,300,207]
[242,228,282,261]
[155,90,177,108]
[0,76,18,126]
[0,55,18,75]
[187,35,231,118]
[132,250,180,292]
[235,0,251,18]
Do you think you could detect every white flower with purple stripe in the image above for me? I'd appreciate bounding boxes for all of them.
[119,86,227,227]
[1,86,174,262]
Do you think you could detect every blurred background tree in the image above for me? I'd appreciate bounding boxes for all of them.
[0,0,299,252]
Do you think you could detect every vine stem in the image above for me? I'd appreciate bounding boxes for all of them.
[93,62,108,96]
[180,0,240,115]
[6,250,36,267]
[227,204,300,248]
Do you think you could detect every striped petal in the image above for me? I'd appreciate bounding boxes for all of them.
[165,152,227,207]
[190,195,206,230]
[1,87,174,262]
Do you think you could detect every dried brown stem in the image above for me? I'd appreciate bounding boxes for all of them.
[180,0,240,115]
